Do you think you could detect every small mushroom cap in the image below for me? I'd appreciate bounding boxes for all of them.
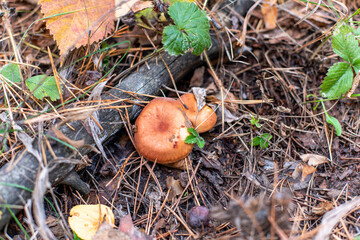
[134,98,194,164]
[179,93,217,133]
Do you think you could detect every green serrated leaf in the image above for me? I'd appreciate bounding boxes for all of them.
[196,136,205,148]
[186,128,205,148]
[353,57,360,72]
[185,135,198,144]
[25,75,61,101]
[0,63,21,83]
[320,62,353,98]
[251,136,262,146]
[332,31,360,64]
[325,114,342,136]
[251,133,272,149]
[162,2,211,56]
[187,127,198,136]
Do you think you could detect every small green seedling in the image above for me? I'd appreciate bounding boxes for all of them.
[185,127,205,148]
[250,115,262,128]
[251,133,272,149]
[162,1,211,56]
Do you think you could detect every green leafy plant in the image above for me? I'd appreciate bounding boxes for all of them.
[0,64,61,101]
[162,1,211,56]
[320,24,360,98]
[185,127,205,148]
[25,75,61,101]
[250,115,262,128]
[250,133,272,149]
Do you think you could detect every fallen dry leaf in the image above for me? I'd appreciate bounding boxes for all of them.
[312,201,334,216]
[39,0,115,56]
[68,204,115,240]
[130,1,153,13]
[292,163,316,182]
[300,154,329,166]
[166,176,184,200]
[115,0,152,19]
[301,164,316,182]
[261,0,278,29]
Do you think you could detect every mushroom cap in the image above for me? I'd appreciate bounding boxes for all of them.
[134,98,194,164]
[179,93,217,133]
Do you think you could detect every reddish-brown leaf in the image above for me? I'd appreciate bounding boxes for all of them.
[39,0,115,56]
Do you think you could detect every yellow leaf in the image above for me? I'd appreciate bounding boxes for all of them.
[68,204,115,240]
[38,0,115,56]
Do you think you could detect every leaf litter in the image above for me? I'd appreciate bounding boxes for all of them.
[1,0,360,239]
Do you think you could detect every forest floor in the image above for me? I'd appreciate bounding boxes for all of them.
[1,0,360,239]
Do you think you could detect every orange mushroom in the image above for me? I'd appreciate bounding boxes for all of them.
[134,98,194,164]
[178,93,217,133]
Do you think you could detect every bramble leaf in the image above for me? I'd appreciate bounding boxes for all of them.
[332,30,360,64]
[162,2,211,56]
[25,75,61,101]
[0,63,21,83]
[320,62,353,98]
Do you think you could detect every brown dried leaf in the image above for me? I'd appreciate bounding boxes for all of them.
[301,164,316,182]
[261,0,278,29]
[114,0,149,18]
[131,1,153,13]
[312,201,334,216]
[39,0,115,56]
[166,176,184,200]
[300,154,329,166]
